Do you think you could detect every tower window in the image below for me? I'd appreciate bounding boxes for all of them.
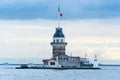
[57,39,59,43]
[66,58,68,60]
[54,39,55,42]
[61,39,63,43]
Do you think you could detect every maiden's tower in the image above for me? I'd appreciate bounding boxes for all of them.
[42,6,99,69]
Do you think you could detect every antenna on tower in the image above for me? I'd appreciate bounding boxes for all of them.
[70,52,72,57]
[85,52,87,58]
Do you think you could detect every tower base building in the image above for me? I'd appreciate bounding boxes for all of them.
[42,27,95,68]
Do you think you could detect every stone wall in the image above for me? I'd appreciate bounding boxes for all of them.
[58,54,80,68]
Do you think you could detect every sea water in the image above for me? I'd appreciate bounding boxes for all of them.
[0,65,120,80]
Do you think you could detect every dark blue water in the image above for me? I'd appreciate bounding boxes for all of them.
[0,65,120,80]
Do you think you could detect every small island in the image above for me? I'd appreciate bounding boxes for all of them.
[16,27,100,70]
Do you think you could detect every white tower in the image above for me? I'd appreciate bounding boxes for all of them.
[93,54,99,68]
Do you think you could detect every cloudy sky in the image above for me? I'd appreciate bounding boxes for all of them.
[0,0,120,64]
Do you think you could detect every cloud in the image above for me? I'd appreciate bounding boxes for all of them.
[0,0,45,5]
[0,19,120,64]
[101,48,120,60]
[0,0,120,20]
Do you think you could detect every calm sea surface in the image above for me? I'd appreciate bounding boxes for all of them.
[0,65,120,80]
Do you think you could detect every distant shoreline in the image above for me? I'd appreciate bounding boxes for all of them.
[99,64,120,66]
[0,63,120,66]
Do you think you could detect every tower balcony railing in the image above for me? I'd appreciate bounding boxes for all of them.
[50,42,67,45]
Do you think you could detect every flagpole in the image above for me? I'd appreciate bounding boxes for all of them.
[58,12,60,28]
[58,5,60,28]
[58,4,63,28]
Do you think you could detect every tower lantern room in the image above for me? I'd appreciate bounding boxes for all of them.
[51,27,67,58]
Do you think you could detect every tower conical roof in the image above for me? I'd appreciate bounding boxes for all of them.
[53,27,65,38]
